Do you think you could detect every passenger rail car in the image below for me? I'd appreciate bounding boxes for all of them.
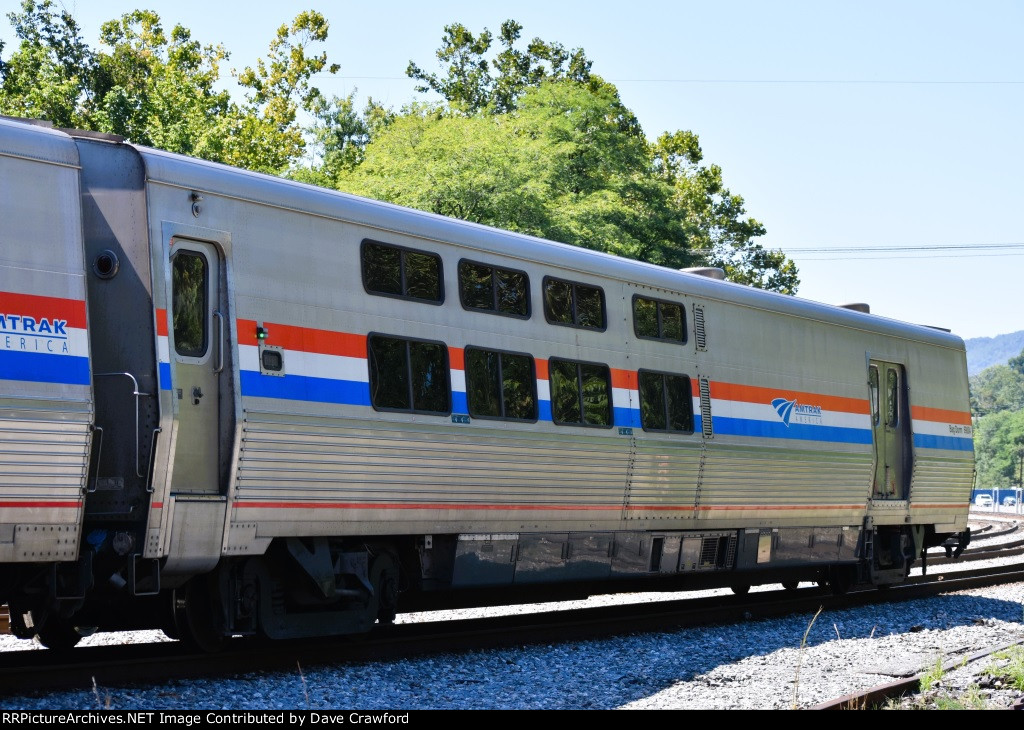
[0,117,974,650]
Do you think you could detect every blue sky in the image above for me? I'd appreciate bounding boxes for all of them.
[3,0,1021,340]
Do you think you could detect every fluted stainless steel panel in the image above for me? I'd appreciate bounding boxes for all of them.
[235,410,630,508]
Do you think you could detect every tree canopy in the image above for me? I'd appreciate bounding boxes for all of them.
[970,351,1024,490]
[0,0,337,173]
[1,6,798,292]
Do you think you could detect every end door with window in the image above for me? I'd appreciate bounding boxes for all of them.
[169,238,229,494]
[868,360,912,500]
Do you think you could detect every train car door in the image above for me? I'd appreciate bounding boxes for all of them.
[168,238,226,494]
[868,360,911,499]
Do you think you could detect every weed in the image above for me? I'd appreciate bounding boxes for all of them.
[791,605,823,710]
[984,645,1024,691]
[919,655,945,692]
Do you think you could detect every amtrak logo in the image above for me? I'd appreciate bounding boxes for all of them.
[771,397,823,426]
[0,312,71,354]
[771,398,797,426]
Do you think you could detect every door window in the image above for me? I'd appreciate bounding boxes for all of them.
[172,251,208,357]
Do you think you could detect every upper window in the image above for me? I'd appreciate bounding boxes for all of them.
[458,260,530,318]
[869,366,880,426]
[633,295,686,344]
[171,251,208,358]
[367,334,450,415]
[543,277,606,331]
[638,370,694,433]
[886,368,899,427]
[549,358,612,427]
[465,347,537,422]
[361,240,443,304]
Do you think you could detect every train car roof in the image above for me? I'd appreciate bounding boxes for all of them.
[0,116,81,168]
[124,139,965,352]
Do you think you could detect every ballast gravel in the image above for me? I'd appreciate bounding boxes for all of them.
[0,517,1022,710]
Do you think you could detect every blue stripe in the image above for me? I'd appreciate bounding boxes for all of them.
[451,392,468,413]
[240,370,371,406]
[914,433,975,452]
[713,416,873,444]
[613,406,637,428]
[0,350,89,386]
[158,362,172,391]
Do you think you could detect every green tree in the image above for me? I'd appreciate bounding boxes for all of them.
[652,131,798,293]
[228,10,339,173]
[1,4,339,175]
[376,20,797,291]
[336,80,696,268]
[969,362,1024,417]
[973,408,1024,490]
[0,0,96,128]
[406,19,592,115]
[90,10,232,159]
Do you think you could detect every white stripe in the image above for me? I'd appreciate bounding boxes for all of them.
[238,344,368,382]
[711,399,871,430]
[912,419,973,440]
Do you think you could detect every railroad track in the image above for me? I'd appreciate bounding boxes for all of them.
[812,639,1024,710]
[0,563,1022,700]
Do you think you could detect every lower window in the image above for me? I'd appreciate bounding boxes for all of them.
[549,358,612,427]
[639,370,693,433]
[368,334,450,414]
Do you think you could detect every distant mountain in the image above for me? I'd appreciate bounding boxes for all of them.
[965,330,1024,376]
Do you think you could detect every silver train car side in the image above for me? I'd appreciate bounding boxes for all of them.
[0,117,974,649]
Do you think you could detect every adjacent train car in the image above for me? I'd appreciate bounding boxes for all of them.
[0,116,974,650]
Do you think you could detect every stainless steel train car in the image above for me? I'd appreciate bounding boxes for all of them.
[0,116,974,650]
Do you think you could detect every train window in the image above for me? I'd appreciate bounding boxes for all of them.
[549,358,612,427]
[869,366,880,426]
[543,277,606,331]
[633,296,687,343]
[465,347,537,421]
[361,240,443,304]
[458,260,530,318]
[171,251,208,357]
[367,334,451,414]
[886,368,899,427]
[638,370,694,433]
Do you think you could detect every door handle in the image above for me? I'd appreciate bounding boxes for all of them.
[192,386,203,405]
[213,310,225,374]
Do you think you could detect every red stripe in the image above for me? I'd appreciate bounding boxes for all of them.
[234,501,623,511]
[611,368,637,390]
[695,504,865,511]
[233,501,882,513]
[710,381,870,415]
[535,359,549,380]
[236,318,366,357]
[449,347,464,371]
[0,291,87,329]
[151,502,163,509]
[911,406,972,426]
[155,308,168,337]
[0,500,82,508]
[909,503,970,509]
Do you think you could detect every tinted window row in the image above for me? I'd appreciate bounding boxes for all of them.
[366,334,694,433]
[361,239,687,342]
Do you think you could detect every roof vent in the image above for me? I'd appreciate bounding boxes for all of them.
[681,267,726,280]
[839,302,870,314]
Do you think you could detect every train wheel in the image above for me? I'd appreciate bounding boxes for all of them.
[172,576,226,653]
[781,580,799,591]
[35,617,91,651]
[730,584,750,595]
[366,551,399,626]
